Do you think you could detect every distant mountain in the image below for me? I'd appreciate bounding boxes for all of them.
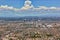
[0,16,60,21]
[0,9,60,21]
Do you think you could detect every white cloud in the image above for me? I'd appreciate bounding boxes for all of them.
[49,7,57,9]
[0,5,60,11]
[21,0,34,10]
[32,6,60,10]
[0,0,60,11]
[0,0,60,17]
[0,5,19,11]
[21,5,34,10]
[39,6,48,10]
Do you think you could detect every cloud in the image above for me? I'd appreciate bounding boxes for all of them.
[0,0,60,17]
[21,5,34,10]
[33,6,58,10]
[49,7,57,9]
[39,6,48,10]
[0,5,60,17]
[0,0,60,11]
[0,5,19,11]
[0,5,60,11]
[21,0,34,10]
[32,6,48,11]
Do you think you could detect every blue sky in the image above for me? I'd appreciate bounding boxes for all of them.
[0,0,60,8]
[0,0,60,17]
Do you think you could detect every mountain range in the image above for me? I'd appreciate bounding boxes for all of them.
[0,9,60,21]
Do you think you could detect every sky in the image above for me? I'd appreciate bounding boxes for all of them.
[0,0,60,8]
[0,0,60,17]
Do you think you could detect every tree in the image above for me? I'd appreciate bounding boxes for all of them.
[9,38,13,40]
